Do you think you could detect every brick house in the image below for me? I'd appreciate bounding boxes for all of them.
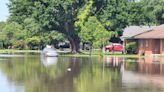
[122,25,164,55]
[134,25,164,55]
[121,26,155,54]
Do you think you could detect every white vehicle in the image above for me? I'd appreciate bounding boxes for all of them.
[42,45,58,57]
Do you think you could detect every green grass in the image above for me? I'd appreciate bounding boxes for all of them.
[0,49,143,58]
[0,49,41,53]
[60,50,143,58]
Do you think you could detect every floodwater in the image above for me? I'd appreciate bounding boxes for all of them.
[0,53,164,92]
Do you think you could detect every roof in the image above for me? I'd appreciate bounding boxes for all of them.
[122,26,155,39]
[134,24,164,39]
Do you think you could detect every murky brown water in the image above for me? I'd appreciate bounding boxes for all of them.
[0,53,164,92]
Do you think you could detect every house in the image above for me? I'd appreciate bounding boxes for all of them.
[134,25,164,55]
[121,26,155,54]
[122,25,164,55]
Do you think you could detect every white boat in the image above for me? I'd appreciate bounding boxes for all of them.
[42,45,58,57]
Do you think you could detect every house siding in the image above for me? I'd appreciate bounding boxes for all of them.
[138,39,161,55]
[162,40,164,54]
[138,39,146,54]
[153,40,160,54]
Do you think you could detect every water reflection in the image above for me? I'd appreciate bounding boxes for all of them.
[122,57,164,92]
[138,57,164,75]
[0,54,24,57]
[41,56,58,67]
[0,54,164,92]
[104,56,164,75]
[104,56,124,67]
[0,70,24,92]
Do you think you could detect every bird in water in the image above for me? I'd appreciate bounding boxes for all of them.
[67,68,71,71]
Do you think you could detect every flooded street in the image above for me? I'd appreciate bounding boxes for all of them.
[0,53,164,92]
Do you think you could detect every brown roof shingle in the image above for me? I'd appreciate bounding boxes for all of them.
[134,24,164,39]
[122,26,155,39]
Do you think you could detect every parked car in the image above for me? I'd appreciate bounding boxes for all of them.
[105,43,124,52]
[58,42,70,49]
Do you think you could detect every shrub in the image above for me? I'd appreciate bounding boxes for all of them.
[126,42,137,54]
[26,36,41,50]
[12,40,26,50]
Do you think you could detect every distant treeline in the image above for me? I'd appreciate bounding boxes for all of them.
[0,22,65,50]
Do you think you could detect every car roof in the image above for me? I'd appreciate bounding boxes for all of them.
[112,43,122,45]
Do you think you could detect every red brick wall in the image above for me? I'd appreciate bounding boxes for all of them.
[152,39,160,54]
[145,39,153,54]
[138,39,145,54]
[162,40,164,54]
[138,39,160,55]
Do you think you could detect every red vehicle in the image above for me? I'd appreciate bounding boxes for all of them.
[105,43,124,52]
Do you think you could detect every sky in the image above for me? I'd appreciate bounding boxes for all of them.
[0,0,9,21]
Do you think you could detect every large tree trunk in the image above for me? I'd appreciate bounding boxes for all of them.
[64,22,80,54]
[67,35,80,54]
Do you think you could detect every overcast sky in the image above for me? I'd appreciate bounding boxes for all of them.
[0,0,9,21]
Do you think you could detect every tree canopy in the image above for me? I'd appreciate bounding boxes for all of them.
[4,0,162,52]
[8,0,89,53]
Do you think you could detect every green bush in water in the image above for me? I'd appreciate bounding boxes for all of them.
[126,42,137,54]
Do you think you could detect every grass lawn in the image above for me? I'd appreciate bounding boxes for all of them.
[0,49,41,53]
[60,49,143,58]
[0,49,143,58]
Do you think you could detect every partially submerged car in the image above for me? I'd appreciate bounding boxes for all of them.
[42,45,58,57]
[105,43,124,52]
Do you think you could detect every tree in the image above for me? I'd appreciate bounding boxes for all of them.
[75,0,114,54]
[142,0,164,24]
[0,22,6,48]
[127,1,156,25]
[78,16,113,53]
[26,36,41,50]
[39,31,66,49]
[8,0,91,53]
[1,22,25,49]
[0,21,6,32]
[95,0,156,42]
